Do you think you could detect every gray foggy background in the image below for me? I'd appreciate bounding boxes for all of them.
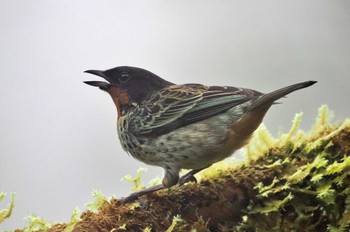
[1,0,349,230]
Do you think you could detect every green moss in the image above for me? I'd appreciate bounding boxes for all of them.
[0,193,15,225]
[86,190,109,213]
[122,167,148,192]
[22,214,53,232]
[236,105,350,231]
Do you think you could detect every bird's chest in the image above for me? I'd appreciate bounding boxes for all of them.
[117,116,135,152]
[117,116,152,163]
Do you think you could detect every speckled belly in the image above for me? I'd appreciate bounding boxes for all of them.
[117,106,258,170]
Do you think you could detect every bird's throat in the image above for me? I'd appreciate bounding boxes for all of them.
[107,87,130,117]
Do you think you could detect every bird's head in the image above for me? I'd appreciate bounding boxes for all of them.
[84,66,173,115]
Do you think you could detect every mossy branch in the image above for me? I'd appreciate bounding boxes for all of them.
[17,106,350,231]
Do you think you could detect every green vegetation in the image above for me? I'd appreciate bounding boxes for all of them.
[0,193,15,225]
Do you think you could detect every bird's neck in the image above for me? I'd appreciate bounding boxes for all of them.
[107,87,133,117]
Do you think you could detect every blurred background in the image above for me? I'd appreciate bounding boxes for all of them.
[1,0,349,230]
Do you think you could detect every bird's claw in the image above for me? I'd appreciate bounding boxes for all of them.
[179,174,197,185]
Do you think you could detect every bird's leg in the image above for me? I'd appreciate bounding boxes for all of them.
[178,166,210,185]
[121,166,210,203]
[121,166,179,203]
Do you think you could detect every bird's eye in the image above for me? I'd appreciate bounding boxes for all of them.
[119,73,131,83]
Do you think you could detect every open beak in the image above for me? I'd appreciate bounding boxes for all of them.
[84,70,110,90]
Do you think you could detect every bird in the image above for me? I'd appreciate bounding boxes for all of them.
[84,66,317,202]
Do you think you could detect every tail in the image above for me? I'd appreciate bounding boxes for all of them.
[248,80,317,111]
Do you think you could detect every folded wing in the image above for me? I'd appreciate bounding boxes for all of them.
[130,84,262,137]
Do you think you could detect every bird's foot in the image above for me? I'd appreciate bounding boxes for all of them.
[178,167,208,185]
[178,173,197,185]
[120,184,164,203]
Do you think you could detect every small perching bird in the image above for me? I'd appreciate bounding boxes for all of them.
[84,66,316,202]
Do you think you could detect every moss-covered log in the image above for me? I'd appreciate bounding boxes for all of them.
[14,106,350,231]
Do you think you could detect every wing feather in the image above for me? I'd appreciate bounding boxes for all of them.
[129,84,262,137]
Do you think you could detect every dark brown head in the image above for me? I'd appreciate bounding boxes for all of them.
[84,66,173,115]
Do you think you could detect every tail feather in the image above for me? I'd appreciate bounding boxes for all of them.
[249,80,317,111]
